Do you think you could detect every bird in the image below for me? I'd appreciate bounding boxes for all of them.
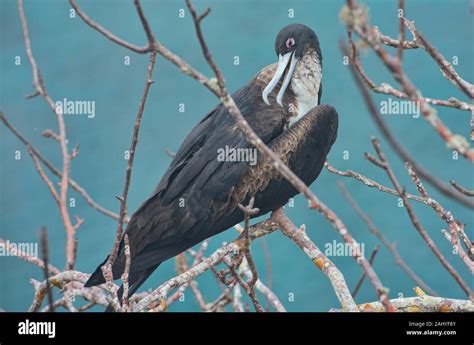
[84,23,339,310]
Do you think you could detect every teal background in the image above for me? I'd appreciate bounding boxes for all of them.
[1,0,472,311]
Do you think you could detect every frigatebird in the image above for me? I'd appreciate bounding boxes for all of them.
[85,23,339,309]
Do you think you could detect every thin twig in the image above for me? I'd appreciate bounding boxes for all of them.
[337,182,438,296]
[405,163,474,273]
[0,112,124,221]
[366,138,473,299]
[403,19,473,98]
[103,52,157,279]
[19,0,76,270]
[341,41,474,210]
[397,0,405,62]
[325,161,427,204]
[345,2,474,161]
[69,0,150,53]
[450,180,474,197]
[40,227,55,312]
[352,245,380,298]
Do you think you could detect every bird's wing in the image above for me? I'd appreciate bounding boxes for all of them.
[123,80,288,259]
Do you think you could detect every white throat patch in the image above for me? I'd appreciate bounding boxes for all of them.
[288,52,322,128]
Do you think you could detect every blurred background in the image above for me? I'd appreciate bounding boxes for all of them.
[1,0,472,311]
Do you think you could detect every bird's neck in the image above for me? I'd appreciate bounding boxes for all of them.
[288,50,322,128]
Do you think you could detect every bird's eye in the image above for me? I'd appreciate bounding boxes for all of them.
[286,37,295,49]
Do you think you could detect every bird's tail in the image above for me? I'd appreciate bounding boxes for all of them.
[104,264,160,312]
[83,255,111,287]
[84,256,160,312]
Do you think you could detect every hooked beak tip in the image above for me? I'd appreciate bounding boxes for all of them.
[262,93,271,105]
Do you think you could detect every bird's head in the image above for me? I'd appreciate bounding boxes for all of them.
[262,24,322,106]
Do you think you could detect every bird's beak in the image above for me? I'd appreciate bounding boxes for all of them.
[262,51,299,106]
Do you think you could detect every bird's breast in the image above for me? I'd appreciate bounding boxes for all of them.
[289,52,322,127]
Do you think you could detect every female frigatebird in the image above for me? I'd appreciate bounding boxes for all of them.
[85,24,339,309]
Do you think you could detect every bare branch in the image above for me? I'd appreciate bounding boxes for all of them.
[396,0,405,62]
[331,295,473,312]
[325,161,426,204]
[351,245,380,298]
[69,0,150,53]
[344,2,474,161]
[403,19,474,98]
[272,208,359,312]
[405,163,474,273]
[0,112,124,221]
[341,41,474,210]
[103,52,157,275]
[366,138,473,299]
[450,180,474,197]
[40,227,55,312]
[347,31,472,112]
[18,0,76,269]
[120,235,131,311]
[337,182,438,296]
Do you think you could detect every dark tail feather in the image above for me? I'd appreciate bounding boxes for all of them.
[84,255,110,287]
[104,263,160,312]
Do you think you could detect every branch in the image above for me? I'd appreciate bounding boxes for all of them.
[347,31,472,112]
[19,0,76,270]
[351,245,380,298]
[366,138,473,299]
[103,51,157,275]
[344,2,474,161]
[325,161,427,204]
[29,271,90,312]
[133,220,279,311]
[337,182,438,296]
[224,256,265,312]
[341,42,474,210]
[0,112,124,222]
[405,163,474,273]
[120,235,132,311]
[271,208,359,312]
[403,19,474,99]
[450,180,474,197]
[331,294,473,312]
[69,0,150,53]
[236,197,262,311]
[40,227,55,312]
[239,258,286,312]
